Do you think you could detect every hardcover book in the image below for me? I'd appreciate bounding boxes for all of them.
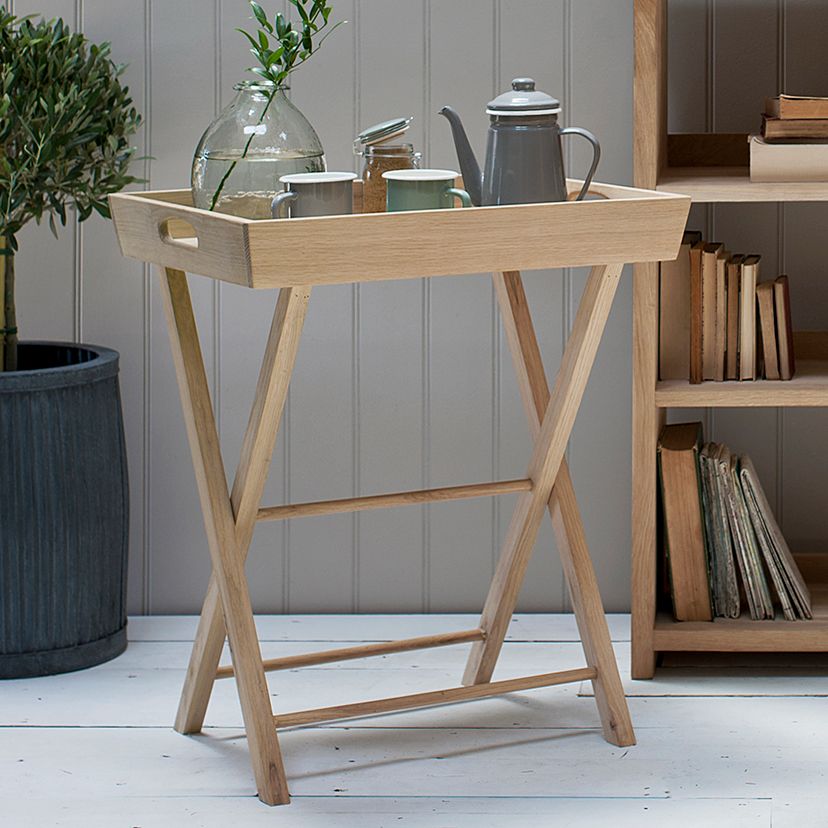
[739,256,761,381]
[766,94,828,120]
[689,240,706,384]
[756,281,780,381]
[774,275,796,381]
[660,231,702,380]
[702,243,724,381]
[658,423,714,622]
[726,255,744,380]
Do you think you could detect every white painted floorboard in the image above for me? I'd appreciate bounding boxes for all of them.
[1,614,825,826]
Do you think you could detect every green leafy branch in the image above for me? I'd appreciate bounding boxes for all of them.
[0,11,142,370]
[209,0,343,211]
[239,0,343,89]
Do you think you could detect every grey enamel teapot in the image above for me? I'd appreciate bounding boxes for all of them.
[439,78,600,206]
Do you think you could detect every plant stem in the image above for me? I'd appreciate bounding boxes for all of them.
[1,238,16,372]
[209,89,278,211]
[0,240,5,372]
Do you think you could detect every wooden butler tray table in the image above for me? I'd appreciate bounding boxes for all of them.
[110,179,690,805]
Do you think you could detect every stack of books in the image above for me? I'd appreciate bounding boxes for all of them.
[660,231,795,384]
[658,423,812,622]
[751,94,828,183]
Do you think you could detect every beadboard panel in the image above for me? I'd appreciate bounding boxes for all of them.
[779,3,828,551]
[496,0,567,611]
[354,1,427,612]
[80,0,150,615]
[567,0,635,613]
[15,0,827,615]
[145,0,220,613]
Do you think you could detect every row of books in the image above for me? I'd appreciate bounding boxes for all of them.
[660,232,796,383]
[658,423,812,623]
[752,94,828,183]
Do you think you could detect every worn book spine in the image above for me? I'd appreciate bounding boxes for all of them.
[689,242,705,385]
[762,115,828,141]
[716,447,758,618]
[774,275,796,381]
[729,456,775,620]
[740,455,812,619]
[715,251,729,382]
[698,447,721,616]
[739,257,760,381]
[659,233,700,381]
[766,94,828,120]
[711,444,741,619]
[702,243,723,381]
[726,256,744,380]
[658,423,713,622]
[756,281,780,381]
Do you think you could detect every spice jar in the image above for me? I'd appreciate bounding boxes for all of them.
[355,117,421,213]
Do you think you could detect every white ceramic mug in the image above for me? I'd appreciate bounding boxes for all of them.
[271,172,357,218]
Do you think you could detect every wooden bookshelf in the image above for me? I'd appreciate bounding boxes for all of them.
[632,0,828,677]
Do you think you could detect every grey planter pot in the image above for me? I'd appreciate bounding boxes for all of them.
[0,342,129,678]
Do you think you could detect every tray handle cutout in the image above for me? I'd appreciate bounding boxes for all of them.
[159,217,199,249]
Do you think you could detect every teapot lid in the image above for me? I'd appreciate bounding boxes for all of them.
[487,78,561,116]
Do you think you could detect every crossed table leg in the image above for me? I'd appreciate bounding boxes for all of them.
[159,263,634,806]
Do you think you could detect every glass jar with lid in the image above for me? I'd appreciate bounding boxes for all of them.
[355,117,421,213]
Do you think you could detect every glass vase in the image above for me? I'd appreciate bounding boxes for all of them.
[191,81,325,219]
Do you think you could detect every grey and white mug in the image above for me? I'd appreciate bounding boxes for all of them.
[271,172,357,218]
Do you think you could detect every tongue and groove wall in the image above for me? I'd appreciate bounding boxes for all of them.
[11,0,825,615]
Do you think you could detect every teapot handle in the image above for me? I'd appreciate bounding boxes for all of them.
[560,127,601,201]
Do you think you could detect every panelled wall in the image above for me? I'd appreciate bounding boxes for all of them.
[18,0,827,615]
[667,0,828,559]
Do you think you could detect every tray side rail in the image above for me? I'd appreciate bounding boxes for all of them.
[110,186,690,288]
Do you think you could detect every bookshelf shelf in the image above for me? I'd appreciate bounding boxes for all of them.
[633,0,828,678]
[657,167,828,203]
[653,556,828,652]
[655,361,828,408]
[652,614,828,651]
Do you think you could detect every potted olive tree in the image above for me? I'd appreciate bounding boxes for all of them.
[0,12,141,677]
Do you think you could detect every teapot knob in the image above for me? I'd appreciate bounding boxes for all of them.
[511,78,535,91]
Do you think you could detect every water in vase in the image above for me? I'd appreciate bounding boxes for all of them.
[192,151,326,219]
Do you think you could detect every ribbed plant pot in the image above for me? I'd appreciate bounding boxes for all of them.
[0,342,129,678]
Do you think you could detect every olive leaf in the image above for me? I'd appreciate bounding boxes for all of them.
[0,10,143,370]
[0,11,142,249]
[210,0,344,211]
[236,0,344,91]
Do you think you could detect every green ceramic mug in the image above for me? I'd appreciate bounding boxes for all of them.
[383,169,472,212]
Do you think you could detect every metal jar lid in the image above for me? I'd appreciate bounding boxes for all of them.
[486,78,561,116]
[354,116,413,154]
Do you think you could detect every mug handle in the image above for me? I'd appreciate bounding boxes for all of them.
[560,127,601,201]
[447,187,472,208]
[271,190,298,218]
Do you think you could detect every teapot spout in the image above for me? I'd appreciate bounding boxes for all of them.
[438,106,482,206]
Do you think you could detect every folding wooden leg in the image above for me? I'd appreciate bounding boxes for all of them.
[160,269,309,805]
[175,285,310,736]
[463,264,624,694]
[491,270,635,747]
